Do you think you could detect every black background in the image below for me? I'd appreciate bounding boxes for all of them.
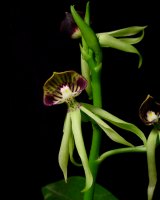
[8,0,159,200]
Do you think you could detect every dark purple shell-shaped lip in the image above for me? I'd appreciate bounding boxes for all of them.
[139,94,160,125]
[60,11,83,38]
[43,70,87,106]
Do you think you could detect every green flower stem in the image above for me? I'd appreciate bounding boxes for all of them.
[84,68,103,200]
[146,128,158,200]
[96,145,146,163]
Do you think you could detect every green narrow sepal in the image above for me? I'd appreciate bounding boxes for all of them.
[82,103,147,145]
[70,109,93,192]
[106,26,147,38]
[58,112,72,182]
[80,106,134,147]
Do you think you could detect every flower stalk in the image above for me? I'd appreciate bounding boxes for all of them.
[70,3,103,200]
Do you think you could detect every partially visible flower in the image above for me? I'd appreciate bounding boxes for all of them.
[60,12,82,39]
[139,94,160,126]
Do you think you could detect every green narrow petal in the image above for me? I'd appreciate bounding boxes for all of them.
[69,132,82,167]
[97,31,145,45]
[80,106,134,147]
[106,26,147,37]
[97,33,142,68]
[99,123,134,146]
[146,128,158,200]
[58,112,72,182]
[81,103,147,145]
[70,109,93,192]
[118,30,144,44]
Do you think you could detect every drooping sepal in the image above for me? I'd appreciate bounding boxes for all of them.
[70,109,93,192]
[58,112,72,182]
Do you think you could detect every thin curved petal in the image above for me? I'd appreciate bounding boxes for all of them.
[58,112,72,182]
[70,109,93,192]
[43,71,87,106]
[80,106,134,147]
[118,30,144,44]
[81,103,147,145]
[106,26,147,37]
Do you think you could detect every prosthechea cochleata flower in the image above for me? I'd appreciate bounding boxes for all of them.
[43,70,147,192]
[139,94,160,200]
[43,70,92,192]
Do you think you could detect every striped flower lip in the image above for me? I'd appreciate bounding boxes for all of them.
[139,94,160,125]
[43,71,87,106]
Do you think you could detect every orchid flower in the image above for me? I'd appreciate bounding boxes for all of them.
[139,94,160,200]
[43,70,147,191]
[43,70,92,192]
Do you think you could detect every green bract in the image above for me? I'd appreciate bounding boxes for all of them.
[70,4,102,66]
